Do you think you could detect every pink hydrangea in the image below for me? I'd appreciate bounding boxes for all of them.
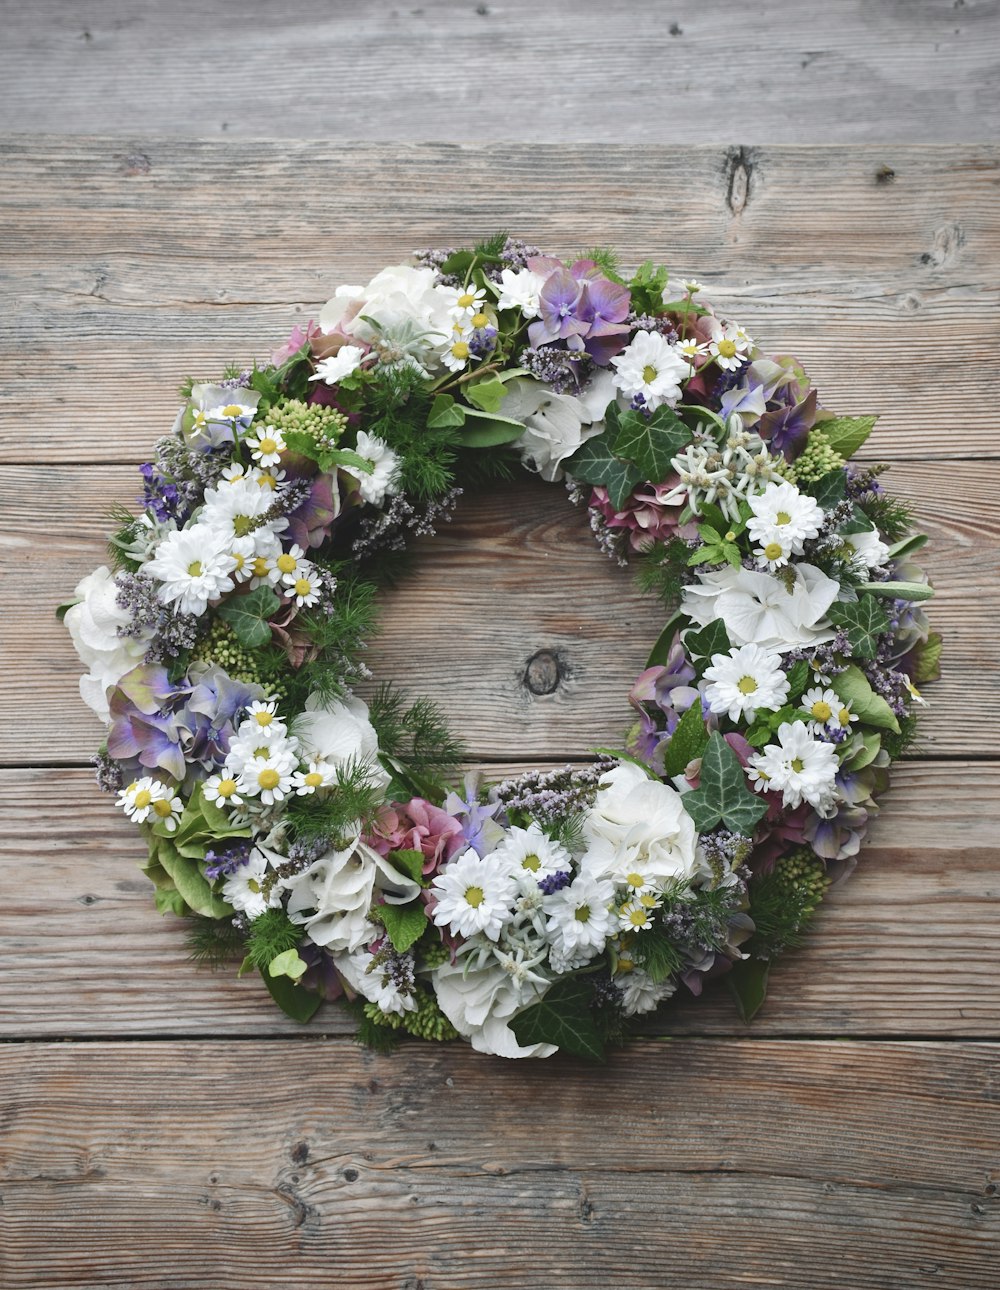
[366,798,466,879]
[271,320,323,368]
[590,479,685,552]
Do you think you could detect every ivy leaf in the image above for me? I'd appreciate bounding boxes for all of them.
[838,506,875,535]
[680,733,768,835]
[832,665,901,734]
[662,701,710,778]
[217,586,281,649]
[427,393,467,429]
[727,958,770,1023]
[465,376,508,413]
[808,467,848,511]
[612,404,690,484]
[564,429,643,509]
[819,414,878,459]
[378,902,429,954]
[509,978,606,1062]
[261,968,323,1023]
[388,848,426,885]
[682,619,731,676]
[827,595,890,659]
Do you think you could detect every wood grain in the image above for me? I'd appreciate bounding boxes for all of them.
[0,140,997,461]
[0,461,988,763]
[1,761,996,1038]
[1,0,998,144]
[1,1039,997,1289]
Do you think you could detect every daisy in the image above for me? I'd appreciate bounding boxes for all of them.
[238,700,287,742]
[292,759,338,796]
[675,335,707,368]
[203,395,257,425]
[442,282,486,317]
[144,523,236,615]
[683,279,704,295]
[490,824,572,889]
[801,686,858,737]
[746,481,824,554]
[236,749,298,807]
[442,336,472,373]
[754,535,793,571]
[708,321,752,371]
[309,344,367,386]
[543,872,617,962]
[285,569,321,608]
[245,426,286,468]
[618,901,655,933]
[227,535,257,584]
[118,778,183,831]
[610,329,690,411]
[703,643,791,722]
[203,772,244,808]
[222,847,280,919]
[271,542,308,585]
[430,849,519,942]
[201,477,287,545]
[747,721,839,813]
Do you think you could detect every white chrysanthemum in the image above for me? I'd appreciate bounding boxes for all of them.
[747,721,839,813]
[490,823,571,889]
[309,344,367,386]
[245,425,286,468]
[703,643,791,723]
[431,848,519,942]
[144,523,237,616]
[350,430,400,505]
[708,321,752,371]
[236,747,298,806]
[203,772,243,807]
[200,477,287,546]
[491,267,548,318]
[746,481,824,555]
[544,872,617,963]
[616,965,677,1017]
[610,330,690,411]
[680,563,840,653]
[801,686,857,737]
[222,847,281,919]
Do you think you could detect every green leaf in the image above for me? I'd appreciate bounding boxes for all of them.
[838,506,875,535]
[682,619,730,665]
[269,948,308,981]
[509,978,605,1061]
[832,665,901,734]
[150,834,232,919]
[564,429,642,509]
[858,580,934,603]
[680,733,769,835]
[819,414,878,459]
[154,887,188,917]
[55,601,76,622]
[645,614,682,668]
[591,747,657,779]
[786,660,811,703]
[842,731,882,772]
[612,404,690,484]
[911,631,943,685]
[217,585,281,649]
[662,702,710,779]
[809,467,848,510]
[827,595,890,659]
[261,968,323,1023]
[727,958,770,1023]
[465,376,508,413]
[427,393,467,429]
[378,901,429,954]
[387,848,426,885]
[887,532,929,561]
[460,408,526,447]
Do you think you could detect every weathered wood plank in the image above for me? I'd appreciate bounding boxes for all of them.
[0,139,997,461]
[1,0,998,144]
[1,1040,997,1289]
[0,462,986,763]
[1,762,995,1038]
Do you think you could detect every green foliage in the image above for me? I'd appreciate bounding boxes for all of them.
[880,711,921,760]
[633,540,692,609]
[106,502,144,573]
[745,847,830,960]
[832,666,901,734]
[612,403,691,486]
[859,490,914,543]
[806,466,848,510]
[662,701,710,778]
[261,968,323,1023]
[244,908,303,970]
[185,915,246,969]
[509,977,606,1061]
[359,988,459,1044]
[681,619,731,677]
[827,595,890,659]
[911,631,943,685]
[581,245,625,283]
[371,901,429,954]
[564,422,642,508]
[727,959,771,1023]
[217,585,281,649]
[283,754,386,847]
[634,929,685,983]
[367,683,465,796]
[680,733,769,834]
[819,415,878,459]
[627,259,670,315]
[272,574,379,710]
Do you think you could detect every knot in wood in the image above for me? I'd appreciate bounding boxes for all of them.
[523,650,562,696]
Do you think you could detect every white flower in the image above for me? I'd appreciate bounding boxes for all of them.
[618,900,657,933]
[680,563,840,653]
[844,528,891,571]
[610,330,690,411]
[292,759,338,796]
[245,426,286,468]
[580,763,701,887]
[432,957,556,1059]
[284,835,420,953]
[682,280,704,295]
[237,750,298,807]
[708,321,752,371]
[498,376,604,483]
[203,772,243,807]
[144,523,236,616]
[431,848,519,941]
[228,535,257,584]
[490,824,571,889]
[349,430,400,505]
[202,393,259,423]
[703,643,791,723]
[754,535,793,571]
[200,477,287,547]
[616,965,677,1017]
[222,846,282,919]
[117,776,182,829]
[441,282,486,316]
[801,686,857,736]
[747,721,839,813]
[441,336,472,373]
[676,335,708,365]
[285,567,321,608]
[336,947,417,1016]
[746,481,824,555]
[294,694,391,792]
[64,566,150,722]
[270,542,307,586]
[309,344,367,385]
[544,872,617,964]
[491,267,548,318]
[238,700,286,742]
[318,265,452,374]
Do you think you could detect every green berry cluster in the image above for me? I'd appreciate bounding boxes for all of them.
[363,989,459,1043]
[782,428,845,485]
[772,846,831,917]
[265,397,347,444]
[192,620,288,703]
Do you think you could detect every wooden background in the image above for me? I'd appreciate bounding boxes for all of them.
[2,3,1000,1287]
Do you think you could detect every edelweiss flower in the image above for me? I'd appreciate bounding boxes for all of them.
[747,721,839,813]
[746,481,824,555]
[703,643,790,723]
[431,848,519,941]
[144,523,237,615]
[610,330,690,411]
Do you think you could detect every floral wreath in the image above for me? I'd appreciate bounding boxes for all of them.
[63,235,939,1060]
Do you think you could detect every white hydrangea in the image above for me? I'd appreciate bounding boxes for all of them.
[64,566,150,722]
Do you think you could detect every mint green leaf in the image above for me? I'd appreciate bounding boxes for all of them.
[388,848,426,886]
[832,665,901,734]
[509,978,605,1061]
[460,408,526,447]
[827,595,890,659]
[217,585,281,649]
[466,376,508,413]
[150,835,232,919]
[819,414,878,459]
[269,948,308,981]
[662,701,710,779]
[842,731,882,772]
[261,968,322,1023]
[612,404,690,484]
[887,533,929,561]
[564,429,642,509]
[378,902,429,954]
[727,958,770,1023]
[154,887,188,917]
[428,393,467,429]
[859,580,934,603]
[680,733,768,835]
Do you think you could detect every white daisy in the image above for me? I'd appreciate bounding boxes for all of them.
[203,395,258,424]
[284,568,321,608]
[801,686,858,737]
[203,772,244,808]
[747,721,839,813]
[442,336,472,373]
[227,535,257,583]
[351,431,400,506]
[239,700,286,742]
[309,344,367,386]
[675,335,708,368]
[490,824,572,889]
[292,759,338,796]
[746,481,824,555]
[236,748,298,807]
[703,643,791,722]
[270,542,308,585]
[118,777,164,826]
[430,849,519,942]
[618,900,656,933]
[144,523,236,615]
[610,329,690,411]
[754,535,793,571]
[683,279,704,295]
[245,426,286,468]
[708,321,752,371]
[200,477,287,546]
[222,847,280,919]
[543,872,617,962]
[491,267,548,318]
[442,283,486,317]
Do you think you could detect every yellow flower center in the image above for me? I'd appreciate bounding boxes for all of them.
[133,789,152,809]
[521,853,541,872]
[252,556,269,576]
[233,553,245,571]
[222,404,244,418]
[626,871,645,889]
[305,771,323,788]
[258,768,280,790]
[574,904,591,923]
[232,515,254,537]
[838,707,853,727]
[639,894,658,909]
[471,312,489,328]
[258,472,278,490]
[152,798,174,818]
[216,778,238,799]
[737,675,758,695]
[642,364,658,384]
[451,341,470,360]
[775,510,792,525]
[259,437,277,455]
[464,885,485,908]
[458,291,477,308]
[254,746,269,758]
[248,879,261,893]
[187,560,203,577]
[277,553,297,574]
[811,700,833,722]
[764,542,783,561]
[254,712,273,727]
[627,908,648,927]
[294,577,312,597]
[725,530,737,542]
[716,339,737,359]
[791,758,805,773]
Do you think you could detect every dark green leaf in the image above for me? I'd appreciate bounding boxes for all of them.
[727,958,770,1023]
[612,404,690,484]
[680,733,768,835]
[819,414,878,459]
[662,701,710,778]
[439,249,477,278]
[509,978,606,1061]
[261,968,323,1023]
[217,585,281,649]
[564,429,643,509]
[808,467,848,510]
[827,595,890,659]
[682,619,730,665]
[55,601,76,622]
[838,505,875,535]
[786,660,810,703]
[378,901,429,954]
[644,614,682,668]
[460,409,526,447]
